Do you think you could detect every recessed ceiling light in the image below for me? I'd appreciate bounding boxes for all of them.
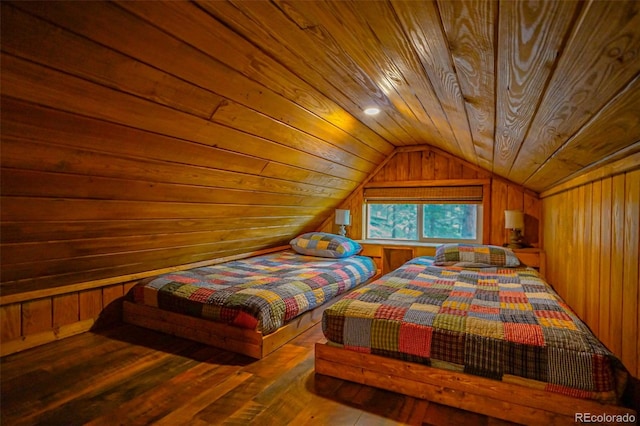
[364,107,380,115]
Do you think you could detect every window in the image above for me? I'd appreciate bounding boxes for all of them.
[364,184,485,244]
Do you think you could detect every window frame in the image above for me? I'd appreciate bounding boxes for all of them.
[365,202,483,243]
[362,180,491,245]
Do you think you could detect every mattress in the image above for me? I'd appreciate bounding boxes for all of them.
[322,256,627,403]
[132,250,376,335]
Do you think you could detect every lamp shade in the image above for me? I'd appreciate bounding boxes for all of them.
[335,209,351,226]
[504,210,524,229]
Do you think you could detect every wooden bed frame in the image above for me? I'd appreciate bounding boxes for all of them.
[315,343,636,425]
[314,250,636,424]
[123,273,380,359]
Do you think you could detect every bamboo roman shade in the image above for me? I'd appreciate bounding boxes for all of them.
[363,185,484,203]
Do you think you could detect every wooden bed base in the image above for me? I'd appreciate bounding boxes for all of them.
[122,275,379,359]
[315,343,636,426]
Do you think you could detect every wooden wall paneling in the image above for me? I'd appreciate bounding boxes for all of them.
[1,235,295,295]
[324,148,541,247]
[21,298,52,336]
[53,294,79,328]
[622,169,639,376]
[103,285,124,307]
[1,99,357,195]
[0,168,338,210]
[79,289,103,322]
[554,191,569,298]
[9,1,390,160]
[1,224,303,267]
[1,99,268,180]
[587,180,602,336]
[448,161,463,179]
[0,304,21,342]
[381,155,398,182]
[598,177,613,349]
[1,3,221,119]
[575,185,587,319]
[408,152,423,181]
[541,199,555,286]
[523,191,540,246]
[433,154,449,180]
[542,162,639,378]
[0,197,320,224]
[462,166,477,180]
[609,174,626,357]
[0,137,346,203]
[0,55,364,194]
[490,179,508,246]
[395,152,411,181]
[1,218,306,245]
[211,101,373,178]
[421,151,436,180]
[101,284,125,325]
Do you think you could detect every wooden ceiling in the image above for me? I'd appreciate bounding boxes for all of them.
[199,0,640,193]
[6,1,639,193]
[1,1,640,292]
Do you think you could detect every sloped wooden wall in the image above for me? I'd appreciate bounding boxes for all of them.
[321,147,541,248]
[0,2,390,355]
[542,156,639,378]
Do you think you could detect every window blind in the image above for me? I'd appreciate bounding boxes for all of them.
[363,185,483,203]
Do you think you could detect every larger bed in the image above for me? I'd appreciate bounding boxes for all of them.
[315,244,635,425]
[124,233,378,358]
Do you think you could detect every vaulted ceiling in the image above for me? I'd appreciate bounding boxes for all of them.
[6,1,639,194]
[200,0,640,193]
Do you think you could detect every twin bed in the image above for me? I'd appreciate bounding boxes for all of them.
[123,232,378,358]
[316,244,635,424]
[124,236,635,424]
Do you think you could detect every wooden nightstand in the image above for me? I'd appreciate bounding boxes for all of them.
[512,248,545,277]
[358,242,438,275]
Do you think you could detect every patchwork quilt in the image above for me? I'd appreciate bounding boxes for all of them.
[322,257,627,403]
[132,250,376,335]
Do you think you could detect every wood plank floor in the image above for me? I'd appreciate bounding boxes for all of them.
[1,322,519,425]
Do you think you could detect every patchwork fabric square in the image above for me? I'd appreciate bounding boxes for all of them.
[430,329,465,365]
[399,322,433,357]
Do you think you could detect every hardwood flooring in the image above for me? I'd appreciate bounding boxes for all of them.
[1,322,519,425]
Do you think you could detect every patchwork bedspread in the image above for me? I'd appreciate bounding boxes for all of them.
[132,250,376,335]
[322,257,627,403]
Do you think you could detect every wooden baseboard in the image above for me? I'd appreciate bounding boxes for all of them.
[0,318,96,357]
[315,343,636,426]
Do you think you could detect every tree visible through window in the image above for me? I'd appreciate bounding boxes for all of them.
[366,203,480,242]
[422,204,477,240]
[368,204,417,240]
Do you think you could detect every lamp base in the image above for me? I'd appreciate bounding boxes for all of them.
[507,229,524,249]
[338,225,347,237]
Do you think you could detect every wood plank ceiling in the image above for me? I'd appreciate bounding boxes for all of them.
[1,0,639,292]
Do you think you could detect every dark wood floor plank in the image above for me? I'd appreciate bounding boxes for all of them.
[0,322,521,425]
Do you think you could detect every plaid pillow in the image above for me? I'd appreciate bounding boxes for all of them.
[434,244,520,267]
[290,232,362,258]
